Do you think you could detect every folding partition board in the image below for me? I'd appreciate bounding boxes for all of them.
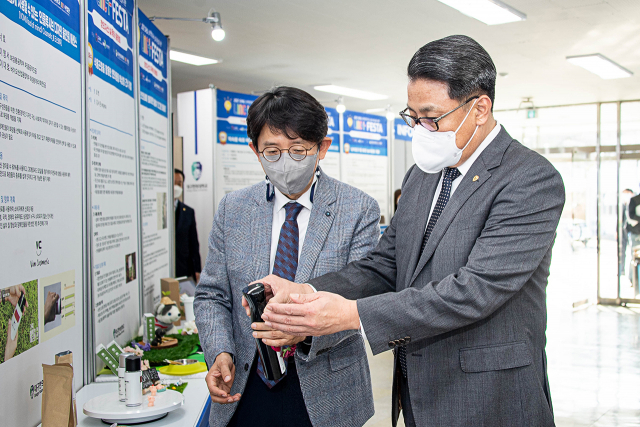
[0,1,84,426]
[342,111,390,224]
[178,89,215,264]
[137,9,171,313]
[322,107,341,179]
[87,0,141,364]
[214,90,263,208]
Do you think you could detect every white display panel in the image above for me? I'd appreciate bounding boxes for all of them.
[0,1,84,426]
[87,0,141,360]
[138,10,170,312]
[342,111,390,224]
[178,89,215,264]
[322,107,341,179]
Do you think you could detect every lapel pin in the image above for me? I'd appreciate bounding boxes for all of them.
[325,211,331,217]
[473,175,479,182]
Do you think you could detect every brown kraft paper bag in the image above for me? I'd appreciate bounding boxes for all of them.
[41,364,73,427]
[55,352,78,427]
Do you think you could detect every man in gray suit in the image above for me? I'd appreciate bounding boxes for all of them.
[194,86,379,427]
[258,36,565,427]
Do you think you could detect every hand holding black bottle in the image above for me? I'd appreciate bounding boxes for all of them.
[242,283,286,381]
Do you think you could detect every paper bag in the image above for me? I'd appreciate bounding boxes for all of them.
[55,352,77,427]
[41,364,73,427]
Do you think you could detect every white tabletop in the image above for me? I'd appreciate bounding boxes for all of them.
[77,379,209,427]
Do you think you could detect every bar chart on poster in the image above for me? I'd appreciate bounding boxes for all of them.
[0,1,84,425]
[342,111,389,223]
[137,10,170,313]
[87,0,141,355]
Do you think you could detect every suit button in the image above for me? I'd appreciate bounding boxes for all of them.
[405,336,411,343]
[388,341,395,348]
[244,363,249,371]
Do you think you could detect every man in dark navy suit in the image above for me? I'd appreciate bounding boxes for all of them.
[174,169,201,283]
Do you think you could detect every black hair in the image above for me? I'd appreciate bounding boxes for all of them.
[174,169,184,179]
[247,86,328,150]
[408,35,496,111]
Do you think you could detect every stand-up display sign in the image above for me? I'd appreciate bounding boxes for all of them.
[322,107,340,179]
[214,90,262,208]
[137,10,170,312]
[87,0,141,361]
[0,0,83,425]
[342,111,389,224]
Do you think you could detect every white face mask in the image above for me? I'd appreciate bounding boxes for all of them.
[174,185,183,199]
[412,99,479,174]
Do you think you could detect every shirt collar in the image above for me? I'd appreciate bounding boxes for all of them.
[456,121,500,177]
[273,175,317,212]
[174,198,179,210]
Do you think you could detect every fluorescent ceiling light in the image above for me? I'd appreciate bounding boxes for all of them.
[314,85,388,101]
[170,50,219,66]
[566,54,633,80]
[437,0,526,25]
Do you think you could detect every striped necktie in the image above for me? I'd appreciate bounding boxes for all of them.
[256,202,304,388]
[399,167,461,378]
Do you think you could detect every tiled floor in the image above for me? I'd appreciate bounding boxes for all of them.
[363,304,640,427]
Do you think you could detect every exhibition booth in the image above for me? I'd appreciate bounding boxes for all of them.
[0,1,405,426]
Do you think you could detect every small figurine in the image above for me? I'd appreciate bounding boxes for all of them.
[147,396,155,407]
[137,297,181,337]
[150,328,166,346]
[150,385,157,396]
[156,384,166,393]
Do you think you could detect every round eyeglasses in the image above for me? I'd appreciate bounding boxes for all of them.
[258,143,320,162]
[399,96,479,132]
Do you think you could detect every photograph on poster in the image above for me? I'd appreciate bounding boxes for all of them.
[125,253,137,283]
[157,192,167,230]
[42,283,61,332]
[39,270,76,343]
[0,280,39,364]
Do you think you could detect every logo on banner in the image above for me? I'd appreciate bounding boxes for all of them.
[347,117,353,128]
[192,162,203,181]
[113,324,125,339]
[344,143,351,154]
[30,380,44,400]
[87,43,94,75]
[219,131,228,145]
[35,241,43,256]
[224,99,232,113]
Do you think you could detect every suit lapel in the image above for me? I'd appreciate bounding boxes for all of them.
[295,176,336,283]
[251,190,273,282]
[402,172,440,289]
[409,157,491,286]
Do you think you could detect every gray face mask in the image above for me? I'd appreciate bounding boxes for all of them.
[261,153,318,196]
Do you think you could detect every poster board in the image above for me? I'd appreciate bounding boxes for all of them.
[87,0,141,364]
[342,111,390,224]
[214,89,262,208]
[0,0,84,425]
[322,107,341,179]
[137,9,170,313]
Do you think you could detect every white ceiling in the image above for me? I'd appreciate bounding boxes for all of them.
[139,0,640,113]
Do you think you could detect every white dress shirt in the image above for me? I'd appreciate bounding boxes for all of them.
[269,177,317,273]
[425,121,500,227]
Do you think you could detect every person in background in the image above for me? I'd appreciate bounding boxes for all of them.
[394,189,402,213]
[621,188,635,277]
[174,169,201,284]
[195,86,379,427]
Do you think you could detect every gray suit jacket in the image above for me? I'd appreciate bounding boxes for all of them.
[194,171,379,427]
[311,127,565,427]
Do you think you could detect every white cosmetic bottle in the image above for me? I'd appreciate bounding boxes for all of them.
[118,352,134,402]
[124,356,142,407]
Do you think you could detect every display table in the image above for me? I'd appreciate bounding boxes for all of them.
[76,379,210,427]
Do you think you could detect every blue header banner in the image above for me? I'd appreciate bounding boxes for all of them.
[216,89,257,120]
[394,118,413,142]
[325,107,340,153]
[88,0,134,96]
[343,134,387,157]
[138,9,167,116]
[344,110,387,138]
[1,0,81,62]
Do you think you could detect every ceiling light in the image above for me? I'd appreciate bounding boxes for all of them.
[386,110,395,121]
[314,85,388,101]
[210,11,225,41]
[170,50,219,66]
[566,54,633,80]
[336,97,346,114]
[437,0,526,25]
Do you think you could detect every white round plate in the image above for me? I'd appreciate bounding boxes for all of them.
[83,390,184,424]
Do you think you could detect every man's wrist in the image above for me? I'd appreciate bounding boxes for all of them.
[303,283,317,293]
[348,300,360,331]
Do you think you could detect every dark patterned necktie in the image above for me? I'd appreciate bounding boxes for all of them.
[256,202,304,388]
[399,167,462,378]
